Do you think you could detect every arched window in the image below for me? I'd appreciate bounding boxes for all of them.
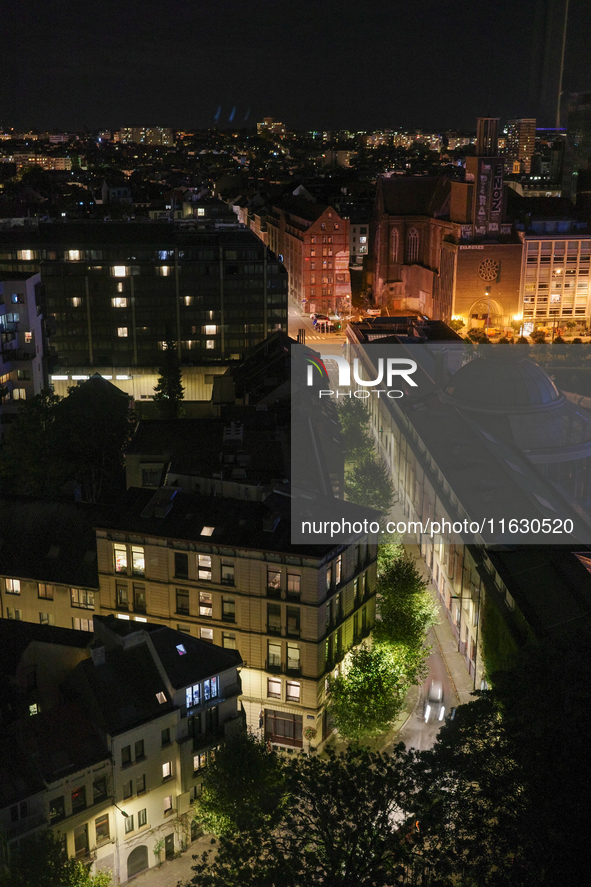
[390,229,399,262]
[407,228,419,264]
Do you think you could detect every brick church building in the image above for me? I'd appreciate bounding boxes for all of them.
[366,118,522,330]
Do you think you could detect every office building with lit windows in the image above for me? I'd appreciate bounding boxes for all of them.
[0,223,287,398]
[505,118,537,174]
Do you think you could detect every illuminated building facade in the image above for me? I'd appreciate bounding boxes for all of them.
[505,118,537,174]
[117,127,174,146]
[264,202,351,315]
[368,118,522,328]
[0,272,46,427]
[520,234,591,330]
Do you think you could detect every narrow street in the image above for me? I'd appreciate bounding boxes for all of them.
[287,304,347,344]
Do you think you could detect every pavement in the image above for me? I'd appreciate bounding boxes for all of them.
[124,834,213,887]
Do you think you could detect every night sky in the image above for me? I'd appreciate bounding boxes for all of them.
[3,0,591,132]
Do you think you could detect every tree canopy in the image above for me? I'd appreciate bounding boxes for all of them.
[189,745,424,887]
[153,340,185,418]
[0,830,111,887]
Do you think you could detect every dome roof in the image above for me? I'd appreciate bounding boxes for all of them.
[443,352,563,414]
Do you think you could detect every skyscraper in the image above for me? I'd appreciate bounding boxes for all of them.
[506,118,537,174]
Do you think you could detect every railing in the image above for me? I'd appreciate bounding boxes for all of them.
[265,658,282,673]
[266,586,282,599]
[5,812,47,840]
[267,623,282,635]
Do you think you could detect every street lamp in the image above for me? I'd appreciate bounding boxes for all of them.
[113,802,129,818]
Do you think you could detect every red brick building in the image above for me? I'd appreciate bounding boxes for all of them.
[264,201,351,315]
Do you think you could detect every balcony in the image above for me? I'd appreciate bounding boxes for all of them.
[285,664,302,678]
[266,585,282,599]
[265,658,282,674]
[267,623,282,636]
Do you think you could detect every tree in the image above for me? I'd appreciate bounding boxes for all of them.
[327,642,411,740]
[336,398,374,465]
[345,456,395,517]
[0,389,63,497]
[153,340,185,418]
[0,830,111,887]
[54,377,133,503]
[189,745,425,887]
[449,318,465,332]
[194,729,285,836]
[375,553,438,668]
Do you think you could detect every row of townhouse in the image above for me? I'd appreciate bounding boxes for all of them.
[0,616,242,884]
[0,489,377,751]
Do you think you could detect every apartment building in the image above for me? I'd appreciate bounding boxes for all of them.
[117,127,174,146]
[263,201,351,315]
[0,616,242,884]
[93,487,376,749]
[0,272,46,429]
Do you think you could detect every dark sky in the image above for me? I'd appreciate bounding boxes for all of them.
[2,0,591,132]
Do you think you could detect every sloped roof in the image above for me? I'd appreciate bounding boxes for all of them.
[378,175,451,217]
[0,497,100,587]
[0,618,91,678]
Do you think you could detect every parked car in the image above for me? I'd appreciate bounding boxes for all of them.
[423,681,445,723]
[311,313,330,324]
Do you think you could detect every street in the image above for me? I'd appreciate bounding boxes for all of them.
[287,304,347,345]
[396,626,459,751]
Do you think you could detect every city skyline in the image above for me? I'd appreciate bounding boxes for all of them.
[3,0,591,133]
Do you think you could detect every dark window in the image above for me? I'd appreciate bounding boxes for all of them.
[116,584,128,609]
[93,777,108,804]
[135,739,145,760]
[138,808,147,827]
[137,774,146,794]
[176,588,190,615]
[74,823,88,858]
[71,786,86,814]
[121,745,131,767]
[222,597,235,622]
[221,562,234,585]
[123,780,133,800]
[267,603,281,634]
[161,727,171,746]
[134,585,146,612]
[264,710,303,747]
[286,607,300,637]
[175,552,189,579]
[49,796,65,823]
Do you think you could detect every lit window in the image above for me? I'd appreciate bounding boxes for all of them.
[267,677,281,699]
[117,282,124,293]
[286,681,301,702]
[206,340,215,349]
[29,703,39,716]
[176,644,187,655]
[203,676,218,700]
[18,250,33,261]
[184,296,193,306]
[71,588,94,610]
[164,796,173,814]
[71,297,82,307]
[117,327,128,337]
[335,555,342,585]
[222,632,236,649]
[39,583,53,600]
[114,544,127,573]
[201,526,215,537]
[125,815,134,834]
[132,546,145,575]
[200,627,214,643]
[68,250,81,261]
[186,683,201,708]
[162,762,172,779]
[197,207,205,217]
[111,297,127,308]
[73,616,93,631]
[138,808,147,827]
[112,266,128,277]
[204,325,217,335]
[6,578,20,594]
[24,332,33,344]
[159,265,171,276]
[287,574,301,596]
[198,555,212,582]
[193,753,207,771]
[156,691,167,704]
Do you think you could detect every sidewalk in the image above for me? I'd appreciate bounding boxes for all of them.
[125,834,212,887]
[405,543,476,706]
